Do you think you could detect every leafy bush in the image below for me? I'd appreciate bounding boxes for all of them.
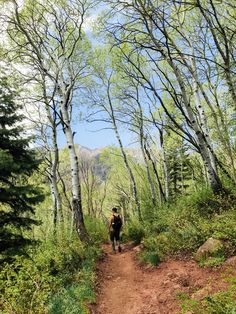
[136,189,236,266]
[123,219,145,244]
[199,256,225,268]
[138,233,169,265]
[85,216,108,243]
[0,231,102,314]
[139,250,161,266]
[0,255,56,314]
[211,211,236,254]
[48,248,99,314]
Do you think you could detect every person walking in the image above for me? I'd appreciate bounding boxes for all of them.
[109,207,122,253]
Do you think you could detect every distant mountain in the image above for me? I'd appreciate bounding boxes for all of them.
[77,144,143,163]
[77,144,104,158]
[77,144,107,181]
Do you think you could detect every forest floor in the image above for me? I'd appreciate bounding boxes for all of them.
[89,243,236,314]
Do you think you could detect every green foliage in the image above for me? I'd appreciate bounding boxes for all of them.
[211,211,236,252]
[131,189,236,268]
[0,256,54,314]
[122,219,145,244]
[139,250,161,266]
[85,216,108,243]
[0,233,102,314]
[165,138,192,199]
[186,188,231,217]
[138,233,170,265]
[48,246,99,314]
[199,256,225,268]
[179,279,236,314]
[0,75,43,262]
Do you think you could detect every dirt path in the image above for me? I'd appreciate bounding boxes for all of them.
[90,243,233,314]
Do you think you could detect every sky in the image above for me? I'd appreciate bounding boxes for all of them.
[56,4,135,150]
[4,1,134,150]
[57,119,136,149]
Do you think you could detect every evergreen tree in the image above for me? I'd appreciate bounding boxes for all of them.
[0,76,43,262]
[168,143,191,197]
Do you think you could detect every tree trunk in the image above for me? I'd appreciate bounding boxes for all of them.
[43,85,62,231]
[143,141,166,203]
[167,58,223,194]
[190,50,216,172]
[114,124,141,219]
[136,98,157,206]
[136,8,224,194]
[107,81,141,219]
[159,128,170,200]
[59,86,89,242]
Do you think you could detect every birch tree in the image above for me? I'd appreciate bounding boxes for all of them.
[102,0,227,194]
[2,0,94,240]
[86,47,142,218]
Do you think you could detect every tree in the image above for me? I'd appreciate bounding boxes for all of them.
[2,0,94,241]
[88,48,142,219]
[0,75,43,261]
[102,0,228,194]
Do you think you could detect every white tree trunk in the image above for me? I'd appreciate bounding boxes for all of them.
[166,58,223,193]
[44,93,62,230]
[190,51,216,172]
[59,86,88,241]
[142,14,223,193]
[107,83,142,219]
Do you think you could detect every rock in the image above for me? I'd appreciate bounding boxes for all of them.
[162,279,171,286]
[194,238,223,261]
[224,256,236,267]
[191,284,212,301]
[158,292,172,303]
[133,244,144,252]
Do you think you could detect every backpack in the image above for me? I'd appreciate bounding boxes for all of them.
[112,214,122,230]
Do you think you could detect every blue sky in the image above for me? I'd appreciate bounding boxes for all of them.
[56,4,136,150]
[57,119,135,149]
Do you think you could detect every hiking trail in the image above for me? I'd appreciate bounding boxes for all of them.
[89,243,233,314]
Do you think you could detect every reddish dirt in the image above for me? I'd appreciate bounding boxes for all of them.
[89,243,236,314]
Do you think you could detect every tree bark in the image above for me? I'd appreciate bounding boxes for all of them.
[136,107,157,206]
[107,80,142,219]
[159,128,170,200]
[59,85,89,241]
[143,141,166,203]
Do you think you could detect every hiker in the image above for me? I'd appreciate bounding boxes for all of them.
[109,207,122,252]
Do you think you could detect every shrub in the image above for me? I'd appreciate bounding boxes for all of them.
[199,256,225,268]
[211,210,236,255]
[139,250,161,266]
[0,256,55,314]
[85,216,108,243]
[123,219,145,244]
[0,232,102,314]
[137,189,236,264]
[48,255,97,314]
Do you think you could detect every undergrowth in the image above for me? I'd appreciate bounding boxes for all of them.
[0,217,107,314]
[124,189,236,266]
[123,188,236,312]
[178,276,236,314]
